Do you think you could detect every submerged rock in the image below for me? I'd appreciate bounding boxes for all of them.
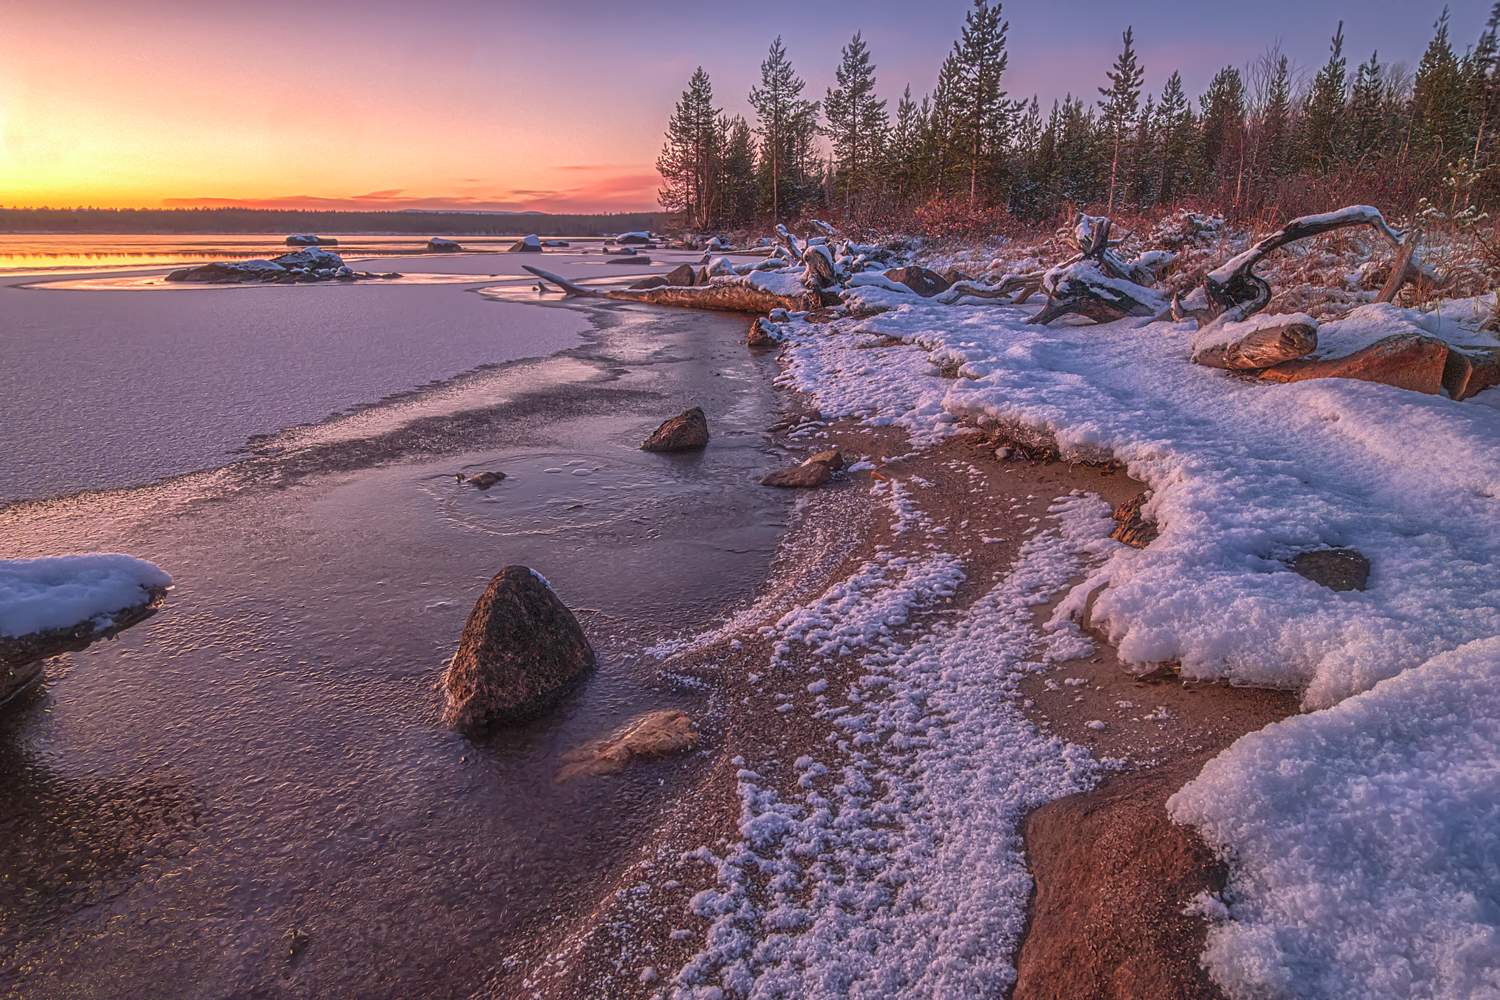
[641,407,710,452]
[428,237,464,252]
[759,463,832,488]
[465,471,506,489]
[442,566,595,729]
[557,709,700,781]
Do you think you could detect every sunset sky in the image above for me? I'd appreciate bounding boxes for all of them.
[0,0,1487,214]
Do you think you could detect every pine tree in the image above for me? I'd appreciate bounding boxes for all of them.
[1300,22,1350,171]
[1126,94,1157,206]
[823,32,890,210]
[719,115,759,227]
[1097,26,1145,212]
[748,37,820,221]
[656,67,722,230]
[943,0,1011,206]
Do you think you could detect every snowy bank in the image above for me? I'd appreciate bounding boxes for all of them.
[1168,635,1500,1000]
[0,554,172,638]
[777,296,1500,708]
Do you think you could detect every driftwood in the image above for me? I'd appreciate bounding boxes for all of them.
[1028,217,1166,325]
[521,265,817,313]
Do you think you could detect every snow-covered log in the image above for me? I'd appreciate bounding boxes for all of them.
[1027,260,1167,326]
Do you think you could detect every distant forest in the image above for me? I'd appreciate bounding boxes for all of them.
[0,207,670,237]
[657,1,1500,230]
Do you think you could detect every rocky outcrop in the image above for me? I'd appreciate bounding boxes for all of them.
[1258,333,1449,394]
[1,586,169,706]
[557,709,700,781]
[442,567,595,729]
[883,265,952,297]
[640,407,710,452]
[428,237,464,252]
[166,247,371,284]
[504,235,541,253]
[1291,547,1370,592]
[759,463,832,488]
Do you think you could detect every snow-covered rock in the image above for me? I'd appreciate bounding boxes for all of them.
[428,236,465,252]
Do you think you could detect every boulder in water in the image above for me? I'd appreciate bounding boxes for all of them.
[285,234,338,246]
[640,407,710,452]
[505,235,542,253]
[442,567,595,729]
[615,232,652,245]
[428,237,464,252]
[759,463,832,488]
[557,709,700,780]
[664,263,698,287]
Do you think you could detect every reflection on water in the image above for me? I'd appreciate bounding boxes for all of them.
[0,235,610,275]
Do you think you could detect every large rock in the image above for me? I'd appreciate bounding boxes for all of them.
[285,234,338,246]
[504,235,541,253]
[629,276,671,290]
[615,232,652,245]
[428,237,464,252]
[759,463,832,488]
[442,567,595,729]
[1444,346,1500,401]
[883,265,951,297]
[1258,333,1449,394]
[804,449,844,472]
[272,247,345,271]
[640,407,710,452]
[165,260,287,283]
[608,255,651,265]
[663,263,698,287]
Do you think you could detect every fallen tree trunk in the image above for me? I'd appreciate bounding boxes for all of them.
[521,265,817,313]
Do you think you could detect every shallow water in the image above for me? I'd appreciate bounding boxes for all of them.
[0,248,795,998]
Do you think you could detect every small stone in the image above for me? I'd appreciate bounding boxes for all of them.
[1110,492,1158,548]
[747,317,781,347]
[442,567,595,729]
[1291,548,1370,592]
[759,463,832,488]
[804,449,844,472]
[641,407,710,452]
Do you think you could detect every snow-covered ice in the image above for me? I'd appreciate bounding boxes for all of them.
[0,554,171,637]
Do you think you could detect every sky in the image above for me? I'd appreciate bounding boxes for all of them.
[0,0,1491,214]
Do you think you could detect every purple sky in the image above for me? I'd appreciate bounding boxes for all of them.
[0,0,1488,212]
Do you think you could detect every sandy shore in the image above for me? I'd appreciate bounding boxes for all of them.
[476,408,1298,1000]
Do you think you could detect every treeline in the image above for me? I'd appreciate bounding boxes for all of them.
[0,206,669,237]
[657,2,1500,230]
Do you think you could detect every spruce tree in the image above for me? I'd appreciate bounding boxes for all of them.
[823,32,890,210]
[888,85,926,203]
[1260,55,1293,179]
[1410,7,1463,158]
[719,115,759,227]
[656,67,722,230]
[1199,66,1246,189]
[748,37,820,221]
[1300,22,1350,171]
[1097,26,1144,212]
[1155,71,1192,204]
[1350,51,1387,160]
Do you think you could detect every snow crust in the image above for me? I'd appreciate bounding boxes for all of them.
[0,554,172,637]
[776,298,1500,706]
[737,270,810,298]
[1169,635,1500,1000]
[667,495,1112,999]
